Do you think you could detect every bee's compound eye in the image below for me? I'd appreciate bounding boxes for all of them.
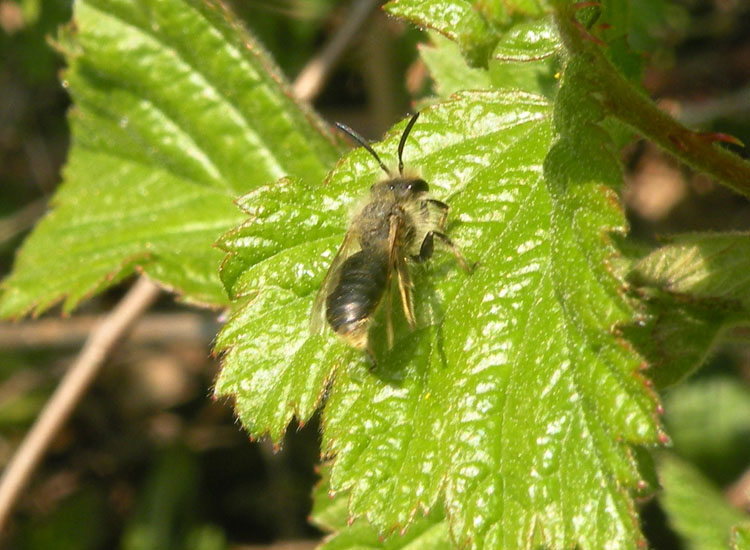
[410,179,429,193]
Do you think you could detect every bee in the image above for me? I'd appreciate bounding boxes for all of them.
[310,112,472,361]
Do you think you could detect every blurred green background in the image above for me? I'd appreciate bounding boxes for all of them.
[0,0,749,548]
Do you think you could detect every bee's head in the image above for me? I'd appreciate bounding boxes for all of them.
[371,178,429,201]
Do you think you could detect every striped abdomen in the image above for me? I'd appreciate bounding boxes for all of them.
[326,249,389,349]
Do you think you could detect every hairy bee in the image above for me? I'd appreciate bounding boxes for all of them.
[310,113,471,360]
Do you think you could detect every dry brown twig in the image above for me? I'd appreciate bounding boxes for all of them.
[0,312,218,349]
[0,199,47,245]
[726,466,750,512]
[293,0,381,102]
[0,278,161,531]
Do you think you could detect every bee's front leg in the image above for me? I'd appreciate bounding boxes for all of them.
[414,231,474,273]
[411,232,435,263]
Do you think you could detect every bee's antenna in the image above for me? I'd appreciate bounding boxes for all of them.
[335,122,393,177]
[398,112,420,176]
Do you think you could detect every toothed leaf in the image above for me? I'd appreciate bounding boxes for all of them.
[626,233,750,386]
[217,81,662,549]
[0,0,339,318]
[631,233,750,311]
[385,0,495,66]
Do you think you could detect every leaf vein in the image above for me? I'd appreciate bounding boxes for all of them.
[83,0,287,182]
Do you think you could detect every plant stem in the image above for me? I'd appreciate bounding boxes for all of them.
[553,2,750,197]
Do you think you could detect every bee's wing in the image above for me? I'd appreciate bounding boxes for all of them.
[384,214,400,349]
[395,253,416,329]
[310,229,360,335]
[388,214,416,331]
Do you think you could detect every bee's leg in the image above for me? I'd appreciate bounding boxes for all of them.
[385,274,394,349]
[411,200,450,263]
[425,199,449,227]
[396,255,416,330]
[385,214,401,348]
[411,231,434,263]
[419,231,474,273]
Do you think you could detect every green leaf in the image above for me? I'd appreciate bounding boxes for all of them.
[663,377,750,485]
[0,0,340,318]
[388,1,555,74]
[492,15,560,61]
[312,465,452,550]
[420,33,492,98]
[621,298,726,389]
[385,0,498,66]
[218,81,663,548]
[617,241,719,388]
[213,175,355,441]
[321,511,451,550]
[631,233,750,312]
[658,454,748,550]
[489,37,561,98]
[420,16,561,107]
[311,465,350,533]
[624,233,750,386]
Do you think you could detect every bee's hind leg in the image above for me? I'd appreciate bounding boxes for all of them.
[414,231,474,273]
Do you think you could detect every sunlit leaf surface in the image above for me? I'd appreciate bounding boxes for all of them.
[422,22,561,101]
[385,0,496,66]
[632,233,750,310]
[312,474,452,550]
[0,0,339,317]
[216,82,663,548]
[492,15,560,61]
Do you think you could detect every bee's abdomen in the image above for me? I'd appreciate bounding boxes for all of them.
[326,250,389,348]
